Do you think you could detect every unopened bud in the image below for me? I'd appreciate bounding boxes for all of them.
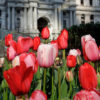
[66,71,73,82]
[77,55,83,66]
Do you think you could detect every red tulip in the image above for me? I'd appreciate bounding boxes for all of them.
[66,71,73,82]
[74,90,100,100]
[37,44,56,68]
[51,40,58,57]
[61,29,68,40]
[7,40,17,60]
[3,62,34,96]
[33,37,41,51]
[81,34,99,61]
[79,63,97,90]
[30,90,47,100]
[68,49,81,57]
[66,55,76,68]
[5,34,13,46]
[41,27,50,39]
[17,36,33,54]
[12,53,38,74]
[57,34,68,50]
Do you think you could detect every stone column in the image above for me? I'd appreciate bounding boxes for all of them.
[33,7,37,30]
[29,7,33,32]
[12,7,15,30]
[2,9,6,29]
[8,7,11,30]
[58,7,62,31]
[70,10,73,27]
[73,11,76,25]
[24,7,27,32]
[54,7,58,33]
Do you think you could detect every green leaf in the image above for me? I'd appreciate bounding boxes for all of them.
[61,79,68,99]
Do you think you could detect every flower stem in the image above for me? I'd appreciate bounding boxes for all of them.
[68,82,72,98]
[52,67,54,100]
[63,49,65,60]
[58,68,61,100]
[43,68,46,93]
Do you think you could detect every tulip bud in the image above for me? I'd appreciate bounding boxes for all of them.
[97,73,100,89]
[66,71,73,82]
[77,55,83,66]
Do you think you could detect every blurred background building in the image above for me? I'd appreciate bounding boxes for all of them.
[0,0,100,38]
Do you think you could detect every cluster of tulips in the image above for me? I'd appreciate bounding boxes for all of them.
[0,26,100,100]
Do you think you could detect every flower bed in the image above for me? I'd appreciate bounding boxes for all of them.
[0,27,100,100]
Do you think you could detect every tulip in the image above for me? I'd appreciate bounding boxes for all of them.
[68,49,81,57]
[37,44,56,68]
[81,34,99,61]
[17,36,33,54]
[57,34,68,50]
[41,27,50,39]
[3,62,34,96]
[5,34,13,46]
[74,90,100,100]
[7,40,17,60]
[61,29,68,40]
[33,37,41,51]
[66,71,73,82]
[79,63,97,90]
[51,40,58,57]
[29,90,47,100]
[0,57,5,67]
[12,53,38,74]
[66,55,76,68]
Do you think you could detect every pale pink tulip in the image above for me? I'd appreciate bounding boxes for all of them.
[81,34,99,61]
[37,44,56,68]
[74,90,100,100]
[68,49,81,57]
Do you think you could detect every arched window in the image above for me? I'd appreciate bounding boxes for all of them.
[90,0,93,6]
[80,0,84,5]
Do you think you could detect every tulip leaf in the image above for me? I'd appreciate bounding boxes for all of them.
[61,78,68,99]
[9,92,15,100]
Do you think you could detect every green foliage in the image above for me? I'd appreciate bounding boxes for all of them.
[68,23,100,50]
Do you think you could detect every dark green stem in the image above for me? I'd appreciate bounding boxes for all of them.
[68,82,72,98]
[43,68,46,93]
[58,68,61,100]
[52,67,54,100]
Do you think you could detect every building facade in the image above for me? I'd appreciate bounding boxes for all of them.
[0,0,100,38]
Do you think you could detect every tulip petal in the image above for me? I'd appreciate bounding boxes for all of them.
[85,41,99,61]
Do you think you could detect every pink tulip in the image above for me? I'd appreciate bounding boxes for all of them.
[30,90,47,100]
[51,40,58,57]
[81,34,99,61]
[68,49,81,57]
[7,40,17,60]
[37,44,56,68]
[74,90,100,100]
